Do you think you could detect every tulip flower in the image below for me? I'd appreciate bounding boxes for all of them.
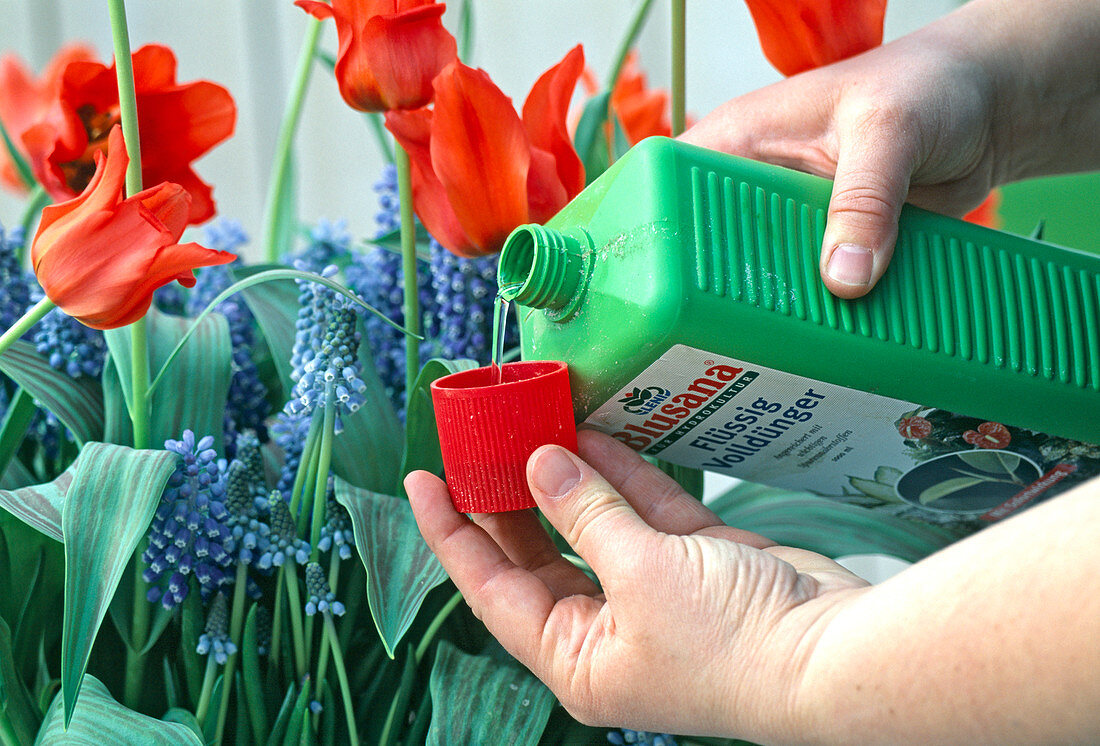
[744,0,887,76]
[30,126,235,330]
[385,45,585,257]
[21,44,235,225]
[296,0,457,112]
[608,51,672,145]
[0,44,95,193]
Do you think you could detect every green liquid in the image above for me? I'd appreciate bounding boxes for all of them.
[491,283,523,385]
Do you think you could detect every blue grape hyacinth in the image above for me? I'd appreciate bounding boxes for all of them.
[196,593,238,665]
[285,264,368,432]
[271,407,311,501]
[256,491,310,570]
[607,730,677,746]
[318,483,355,561]
[304,561,345,617]
[284,218,353,273]
[143,431,235,609]
[190,221,270,451]
[32,301,107,379]
[0,223,31,332]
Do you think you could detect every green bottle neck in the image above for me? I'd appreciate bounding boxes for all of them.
[497,225,590,314]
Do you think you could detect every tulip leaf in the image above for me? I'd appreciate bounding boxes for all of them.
[400,358,477,494]
[0,386,35,478]
[235,266,403,493]
[0,116,36,192]
[427,640,555,746]
[709,480,961,563]
[334,478,449,658]
[573,90,612,185]
[0,460,72,543]
[60,442,178,727]
[38,674,203,745]
[0,339,104,446]
[368,225,435,261]
[106,307,232,453]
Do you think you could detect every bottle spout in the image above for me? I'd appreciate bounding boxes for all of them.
[498,224,591,314]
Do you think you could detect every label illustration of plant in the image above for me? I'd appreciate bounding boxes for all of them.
[895,450,1041,513]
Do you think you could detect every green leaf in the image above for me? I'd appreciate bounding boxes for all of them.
[0,618,39,745]
[957,451,1021,476]
[265,684,298,746]
[241,604,270,741]
[400,358,477,492]
[573,91,612,185]
[427,641,555,746]
[0,339,104,446]
[874,465,904,486]
[36,674,202,745]
[367,225,434,261]
[0,459,72,542]
[710,481,961,562]
[280,677,312,746]
[60,443,178,727]
[105,306,232,452]
[270,152,298,264]
[0,387,35,478]
[106,560,175,656]
[237,265,404,493]
[848,476,901,502]
[334,479,449,658]
[918,476,985,505]
[0,512,64,678]
[161,707,204,743]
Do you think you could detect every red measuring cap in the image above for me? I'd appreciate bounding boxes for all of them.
[431,360,577,513]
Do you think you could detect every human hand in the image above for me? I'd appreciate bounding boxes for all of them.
[405,430,869,741]
[681,23,1000,299]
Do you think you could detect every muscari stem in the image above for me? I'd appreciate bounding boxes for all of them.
[269,565,288,683]
[194,655,218,724]
[295,417,324,537]
[285,564,308,681]
[213,562,249,744]
[313,555,341,699]
[0,297,53,358]
[263,17,323,263]
[290,412,323,521]
[308,387,336,562]
[395,145,421,404]
[324,613,359,746]
[670,0,686,136]
[414,591,463,665]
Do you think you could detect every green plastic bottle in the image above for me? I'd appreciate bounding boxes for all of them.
[497,137,1100,529]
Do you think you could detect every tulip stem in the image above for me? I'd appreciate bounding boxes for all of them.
[607,0,657,90]
[107,0,144,197]
[263,17,323,263]
[17,186,50,262]
[670,0,686,136]
[395,145,420,406]
[0,297,53,359]
[0,115,37,193]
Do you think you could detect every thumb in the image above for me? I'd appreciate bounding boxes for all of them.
[820,128,915,299]
[526,444,650,582]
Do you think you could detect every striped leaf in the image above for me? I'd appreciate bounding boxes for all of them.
[105,306,232,452]
[427,641,555,746]
[334,478,448,658]
[710,481,961,562]
[0,387,35,478]
[0,339,104,446]
[237,265,403,493]
[1,618,38,744]
[37,674,202,745]
[400,358,476,495]
[60,442,178,726]
[0,460,72,542]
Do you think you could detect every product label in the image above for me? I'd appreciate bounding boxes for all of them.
[583,345,1100,530]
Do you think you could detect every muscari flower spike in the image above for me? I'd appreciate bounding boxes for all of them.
[271,407,311,502]
[304,561,345,617]
[345,164,437,417]
[31,285,107,379]
[142,430,235,609]
[318,479,355,560]
[196,592,238,665]
[224,458,272,569]
[190,221,270,451]
[283,218,353,273]
[285,264,368,433]
[256,491,310,570]
[607,730,678,746]
[0,223,31,332]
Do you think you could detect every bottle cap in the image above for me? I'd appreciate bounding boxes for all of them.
[431,360,577,513]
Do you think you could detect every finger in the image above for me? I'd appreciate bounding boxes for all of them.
[577,430,775,549]
[820,108,917,299]
[405,471,559,653]
[526,444,651,583]
[470,509,600,598]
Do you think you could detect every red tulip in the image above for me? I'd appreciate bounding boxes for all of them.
[385,45,585,257]
[296,0,457,112]
[744,0,887,76]
[609,51,672,145]
[31,126,235,330]
[21,44,235,225]
[964,190,1002,229]
[0,44,95,193]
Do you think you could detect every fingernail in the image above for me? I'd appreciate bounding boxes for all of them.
[825,244,874,286]
[530,447,581,499]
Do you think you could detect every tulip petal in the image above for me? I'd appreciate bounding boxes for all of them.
[130,45,179,91]
[362,5,457,111]
[295,0,335,20]
[744,0,887,76]
[610,51,671,145]
[522,44,585,205]
[430,62,530,255]
[384,107,473,255]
